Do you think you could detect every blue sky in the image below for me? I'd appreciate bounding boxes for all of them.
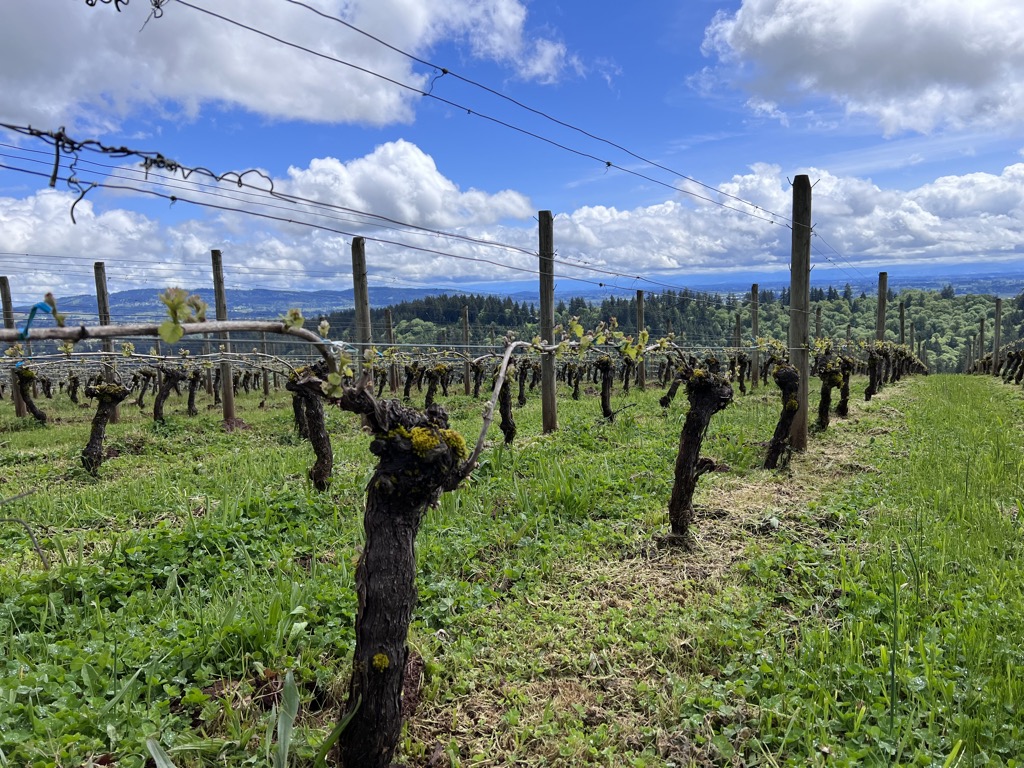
[2,0,1024,305]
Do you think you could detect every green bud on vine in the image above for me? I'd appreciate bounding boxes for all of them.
[44,292,67,327]
[158,286,199,343]
[281,308,305,331]
[321,371,344,399]
[186,294,208,322]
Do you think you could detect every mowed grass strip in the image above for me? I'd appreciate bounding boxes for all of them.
[404,375,1024,767]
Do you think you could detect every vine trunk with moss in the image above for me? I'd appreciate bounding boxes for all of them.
[666,366,733,538]
[14,368,46,424]
[309,381,469,768]
[81,383,133,475]
[287,367,334,492]
[764,364,800,469]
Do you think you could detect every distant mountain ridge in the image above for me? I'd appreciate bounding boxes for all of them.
[16,265,1024,323]
[18,286,454,323]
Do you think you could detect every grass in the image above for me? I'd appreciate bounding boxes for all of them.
[0,372,1022,766]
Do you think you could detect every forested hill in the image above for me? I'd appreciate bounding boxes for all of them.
[322,285,1024,373]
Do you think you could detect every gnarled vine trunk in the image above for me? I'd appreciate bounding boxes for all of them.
[864,348,882,401]
[402,363,418,401]
[621,357,635,394]
[81,383,133,475]
[186,369,202,416]
[316,386,468,768]
[498,370,516,445]
[14,368,47,424]
[667,370,733,538]
[287,374,333,491]
[516,362,529,406]
[135,369,154,409]
[659,372,684,409]
[814,351,842,431]
[835,356,854,418]
[595,356,615,420]
[764,364,800,469]
[153,366,187,424]
[471,362,485,398]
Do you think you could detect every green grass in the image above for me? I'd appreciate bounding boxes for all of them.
[1,374,1022,766]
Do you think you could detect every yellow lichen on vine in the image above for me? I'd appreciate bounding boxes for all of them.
[440,428,468,461]
[409,426,441,456]
[372,653,390,671]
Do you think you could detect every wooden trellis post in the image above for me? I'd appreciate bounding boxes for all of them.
[93,262,119,423]
[750,283,759,390]
[1,276,27,417]
[875,272,888,342]
[211,249,236,422]
[352,237,372,384]
[789,175,811,451]
[993,298,1002,374]
[539,210,557,434]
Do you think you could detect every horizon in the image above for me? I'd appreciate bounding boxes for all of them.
[15,263,1024,321]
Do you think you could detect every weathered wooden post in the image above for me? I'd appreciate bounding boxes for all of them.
[352,237,372,385]
[978,316,986,371]
[260,332,271,397]
[148,337,163,395]
[993,298,1003,375]
[462,305,471,395]
[203,334,213,394]
[211,249,236,422]
[875,272,888,342]
[93,262,120,424]
[385,308,398,393]
[1,276,28,417]
[636,290,646,390]
[750,283,759,390]
[539,210,557,434]
[789,175,811,451]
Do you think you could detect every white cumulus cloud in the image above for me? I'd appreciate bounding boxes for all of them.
[702,0,1024,134]
[0,0,573,130]
[4,154,1024,301]
[280,139,533,229]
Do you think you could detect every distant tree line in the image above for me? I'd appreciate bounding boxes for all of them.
[318,284,1023,374]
